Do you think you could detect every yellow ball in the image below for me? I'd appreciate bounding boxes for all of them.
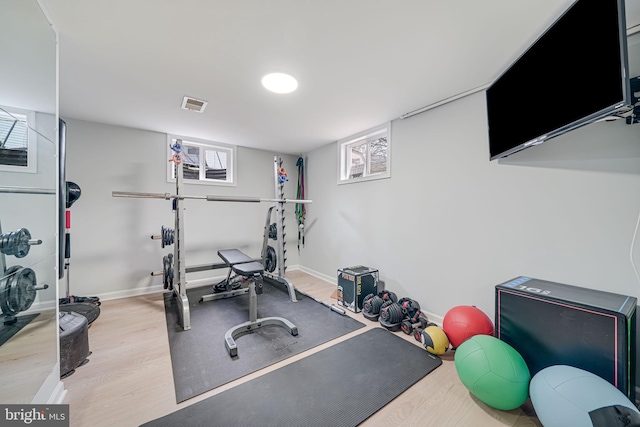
[421,325,450,355]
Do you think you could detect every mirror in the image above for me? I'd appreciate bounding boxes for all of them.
[0,0,59,403]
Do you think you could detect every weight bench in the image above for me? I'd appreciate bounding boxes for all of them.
[199,249,254,303]
[201,249,298,357]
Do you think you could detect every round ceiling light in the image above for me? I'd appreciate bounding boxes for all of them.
[261,73,298,94]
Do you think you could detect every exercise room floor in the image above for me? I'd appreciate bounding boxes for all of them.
[61,270,542,427]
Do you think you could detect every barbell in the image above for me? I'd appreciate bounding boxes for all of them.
[112,191,312,204]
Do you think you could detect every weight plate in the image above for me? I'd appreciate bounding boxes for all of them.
[0,266,21,316]
[0,228,32,258]
[9,267,37,312]
[161,226,174,248]
[265,245,277,273]
[162,255,171,289]
[269,223,277,240]
[14,229,31,258]
[162,253,174,290]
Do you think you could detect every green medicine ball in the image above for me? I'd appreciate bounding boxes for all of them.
[454,335,530,411]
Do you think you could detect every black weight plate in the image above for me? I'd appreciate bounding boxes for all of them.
[165,253,174,291]
[13,229,31,258]
[11,267,37,312]
[162,255,171,289]
[0,266,21,316]
[161,226,174,248]
[168,265,174,290]
[0,229,32,258]
[265,246,277,273]
[269,223,278,240]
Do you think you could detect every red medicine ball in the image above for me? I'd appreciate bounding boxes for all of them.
[443,305,494,348]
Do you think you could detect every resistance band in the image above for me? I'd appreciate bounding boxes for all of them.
[296,157,306,252]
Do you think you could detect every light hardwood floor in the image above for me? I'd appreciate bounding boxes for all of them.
[61,270,542,427]
[0,309,57,403]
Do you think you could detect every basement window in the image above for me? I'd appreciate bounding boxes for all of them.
[0,107,36,173]
[338,123,391,184]
[167,135,236,186]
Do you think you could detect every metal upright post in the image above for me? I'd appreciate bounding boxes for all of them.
[173,158,191,330]
[267,155,297,301]
[274,156,287,278]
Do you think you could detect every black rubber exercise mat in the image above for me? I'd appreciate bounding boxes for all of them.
[142,327,442,427]
[0,313,39,347]
[163,281,365,403]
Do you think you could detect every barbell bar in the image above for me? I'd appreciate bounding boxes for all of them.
[112,191,312,204]
[0,186,56,195]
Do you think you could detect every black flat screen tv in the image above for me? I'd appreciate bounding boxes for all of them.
[486,0,632,160]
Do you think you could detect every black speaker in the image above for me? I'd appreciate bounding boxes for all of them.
[496,276,636,402]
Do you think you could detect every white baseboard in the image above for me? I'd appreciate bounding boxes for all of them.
[32,364,65,404]
[296,265,445,325]
[92,266,304,302]
[297,265,336,285]
[49,381,67,404]
[422,311,444,327]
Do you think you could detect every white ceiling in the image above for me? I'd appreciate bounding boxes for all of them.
[38,0,640,155]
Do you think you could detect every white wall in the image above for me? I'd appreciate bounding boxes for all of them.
[64,92,640,322]
[64,118,300,299]
[301,91,640,322]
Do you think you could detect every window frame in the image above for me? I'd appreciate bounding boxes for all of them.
[0,106,37,174]
[337,122,391,185]
[166,134,236,186]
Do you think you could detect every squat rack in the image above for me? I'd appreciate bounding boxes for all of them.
[262,156,297,299]
[112,147,311,330]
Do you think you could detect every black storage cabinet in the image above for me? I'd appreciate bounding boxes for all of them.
[496,276,636,402]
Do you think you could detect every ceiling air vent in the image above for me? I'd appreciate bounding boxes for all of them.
[181,96,208,113]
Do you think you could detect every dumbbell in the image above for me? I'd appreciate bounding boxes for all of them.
[401,316,428,335]
[379,300,405,332]
[362,290,397,321]
[413,322,439,343]
[398,298,424,334]
[398,297,421,316]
